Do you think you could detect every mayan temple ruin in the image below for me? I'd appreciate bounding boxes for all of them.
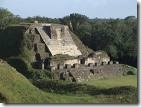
[9,21,131,82]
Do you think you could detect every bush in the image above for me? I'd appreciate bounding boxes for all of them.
[28,69,54,80]
[127,66,137,75]
[101,86,137,95]
[7,57,53,80]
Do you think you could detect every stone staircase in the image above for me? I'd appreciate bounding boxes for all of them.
[63,29,74,43]
[36,25,82,56]
[69,69,94,82]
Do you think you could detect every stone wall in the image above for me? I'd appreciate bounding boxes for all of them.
[52,63,129,82]
[85,51,110,65]
[64,59,80,65]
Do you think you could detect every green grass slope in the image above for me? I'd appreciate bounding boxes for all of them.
[0,61,53,103]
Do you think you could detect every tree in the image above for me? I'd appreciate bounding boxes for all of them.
[0,8,15,30]
[61,13,89,32]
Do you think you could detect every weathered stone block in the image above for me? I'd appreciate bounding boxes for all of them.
[73,63,79,68]
[36,43,46,53]
[58,64,64,69]
[101,62,107,65]
[108,61,113,64]
[88,63,94,67]
[41,63,44,70]
[65,64,71,69]
[90,69,94,74]
[34,34,41,43]
[50,66,56,71]
[95,63,98,66]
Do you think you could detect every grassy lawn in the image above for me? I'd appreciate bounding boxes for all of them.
[47,93,99,103]
[83,75,137,88]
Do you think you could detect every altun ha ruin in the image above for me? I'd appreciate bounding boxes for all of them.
[12,21,131,82]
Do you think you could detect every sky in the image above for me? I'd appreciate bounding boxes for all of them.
[0,0,137,18]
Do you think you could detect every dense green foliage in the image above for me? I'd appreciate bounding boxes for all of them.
[60,14,137,67]
[0,26,27,57]
[7,57,54,80]
[126,65,137,75]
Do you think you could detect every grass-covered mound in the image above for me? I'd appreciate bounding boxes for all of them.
[0,61,53,103]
